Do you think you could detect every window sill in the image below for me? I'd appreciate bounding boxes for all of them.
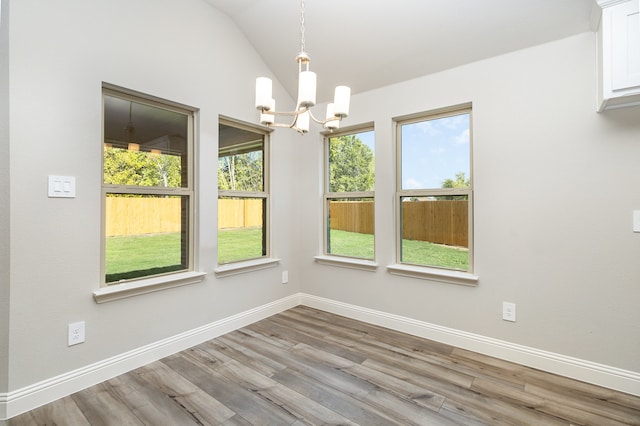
[214,257,280,278]
[386,264,478,286]
[93,271,207,304]
[314,255,378,272]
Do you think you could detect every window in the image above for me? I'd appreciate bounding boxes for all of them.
[102,86,195,286]
[396,105,473,272]
[218,118,269,264]
[324,127,375,260]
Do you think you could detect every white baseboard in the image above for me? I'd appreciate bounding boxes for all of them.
[300,293,640,397]
[0,294,301,420]
[2,291,639,420]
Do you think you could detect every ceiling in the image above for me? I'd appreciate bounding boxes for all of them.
[203,0,597,103]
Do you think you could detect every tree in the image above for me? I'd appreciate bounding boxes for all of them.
[103,147,182,187]
[152,154,182,188]
[441,171,470,200]
[329,135,374,192]
[218,150,263,192]
[442,172,470,189]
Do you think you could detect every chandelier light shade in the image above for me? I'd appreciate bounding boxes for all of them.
[255,0,351,134]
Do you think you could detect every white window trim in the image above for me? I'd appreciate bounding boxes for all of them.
[93,271,206,303]
[386,263,478,286]
[394,104,475,278]
[314,255,378,271]
[214,257,280,278]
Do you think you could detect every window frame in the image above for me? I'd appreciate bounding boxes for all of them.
[96,84,202,302]
[216,116,272,270]
[391,104,477,284]
[317,124,378,270]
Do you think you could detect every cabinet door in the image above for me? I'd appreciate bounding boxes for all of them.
[611,0,640,92]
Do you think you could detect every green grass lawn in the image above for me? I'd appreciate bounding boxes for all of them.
[329,229,468,270]
[218,227,264,264]
[106,229,468,283]
[401,236,468,270]
[105,233,184,283]
[328,229,375,259]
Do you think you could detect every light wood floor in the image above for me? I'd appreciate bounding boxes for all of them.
[7,306,640,425]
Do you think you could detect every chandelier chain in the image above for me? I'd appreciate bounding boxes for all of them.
[299,0,306,53]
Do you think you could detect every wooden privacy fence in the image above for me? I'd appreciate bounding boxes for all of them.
[105,197,264,236]
[330,200,468,247]
[329,201,374,235]
[401,200,468,247]
[218,198,263,229]
[107,198,467,247]
[105,197,183,237]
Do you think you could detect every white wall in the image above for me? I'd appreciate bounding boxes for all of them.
[4,0,300,393]
[3,0,640,415]
[0,0,10,395]
[297,32,640,373]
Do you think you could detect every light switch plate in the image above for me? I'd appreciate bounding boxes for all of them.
[48,175,76,198]
[634,211,640,233]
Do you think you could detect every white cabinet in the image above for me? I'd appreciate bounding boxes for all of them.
[597,0,640,111]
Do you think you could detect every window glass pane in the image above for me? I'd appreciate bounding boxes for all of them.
[105,194,189,283]
[103,146,185,188]
[103,95,189,188]
[218,197,265,264]
[400,195,468,270]
[218,122,268,265]
[401,113,470,190]
[328,131,375,192]
[218,125,264,192]
[326,197,374,260]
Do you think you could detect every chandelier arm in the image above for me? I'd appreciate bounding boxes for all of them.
[307,109,327,125]
[259,107,309,117]
[307,108,342,126]
[307,108,321,124]
[267,122,298,129]
[266,113,299,129]
[263,107,341,126]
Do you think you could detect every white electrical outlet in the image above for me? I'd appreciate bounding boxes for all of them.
[68,321,85,346]
[502,302,516,322]
[282,270,289,284]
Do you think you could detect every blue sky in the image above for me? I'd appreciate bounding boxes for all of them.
[401,113,470,189]
[356,130,375,152]
[351,118,469,190]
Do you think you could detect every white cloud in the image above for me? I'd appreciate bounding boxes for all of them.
[454,128,470,145]
[441,114,466,129]
[403,178,423,189]
[414,121,438,135]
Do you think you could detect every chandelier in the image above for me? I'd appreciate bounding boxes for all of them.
[254,0,351,134]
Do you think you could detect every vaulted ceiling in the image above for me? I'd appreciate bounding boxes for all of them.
[204,0,597,103]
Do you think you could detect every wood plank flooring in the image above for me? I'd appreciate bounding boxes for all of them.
[8,306,640,425]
